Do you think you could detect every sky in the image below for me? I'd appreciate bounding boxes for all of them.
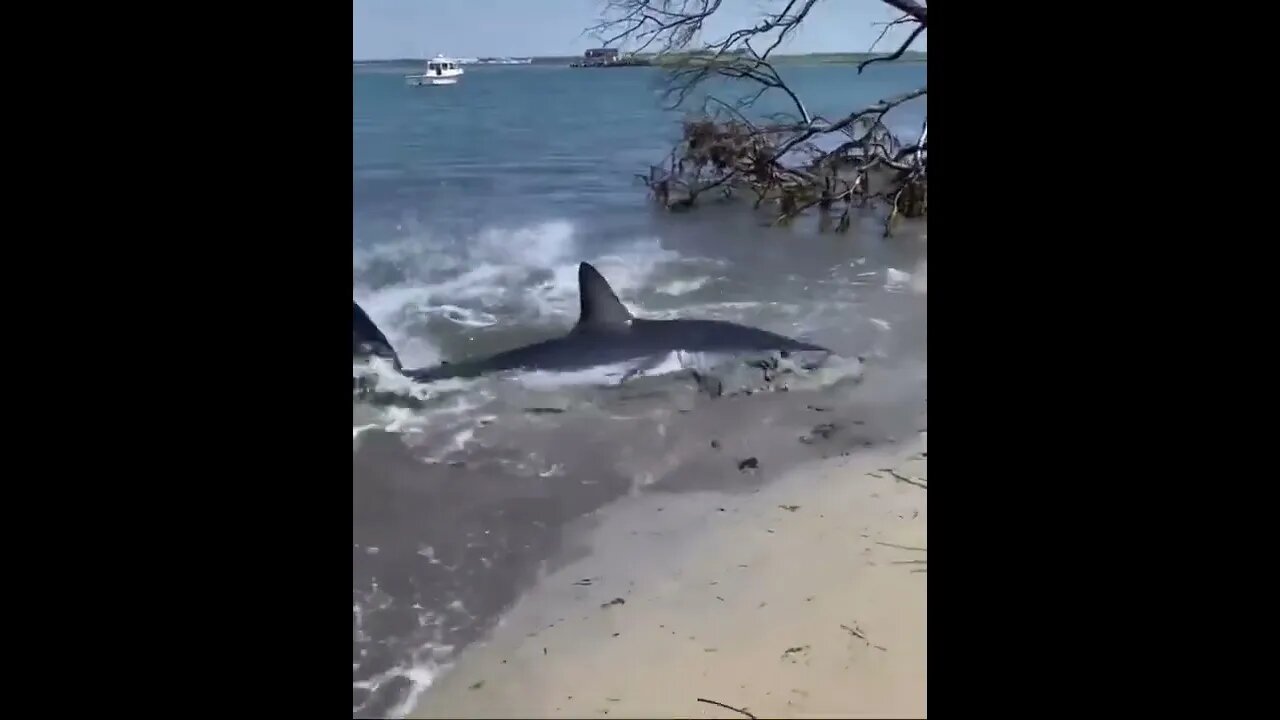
[352,0,927,60]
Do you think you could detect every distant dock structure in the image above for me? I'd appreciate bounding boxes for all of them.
[569,47,651,68]
[469,57,533,65]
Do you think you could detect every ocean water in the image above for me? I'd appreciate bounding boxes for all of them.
[353,60,926,718]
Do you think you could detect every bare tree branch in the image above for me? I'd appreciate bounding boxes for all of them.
[859,24,926,74]
[593,0,928,235]
[881,0,928,24]
[867,14,915,54]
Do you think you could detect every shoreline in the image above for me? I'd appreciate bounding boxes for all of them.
[410,434,927,719]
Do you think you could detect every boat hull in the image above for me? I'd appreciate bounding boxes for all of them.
[405,75,460,86]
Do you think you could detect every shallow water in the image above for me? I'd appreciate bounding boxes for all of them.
[353,60,926,718]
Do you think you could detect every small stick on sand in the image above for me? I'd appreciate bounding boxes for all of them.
[842,623,889,652]
[875,541,927,552]
[887,469,927,489]
[696,697,758,719]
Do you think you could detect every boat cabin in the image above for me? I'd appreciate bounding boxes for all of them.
[426,59,459,74]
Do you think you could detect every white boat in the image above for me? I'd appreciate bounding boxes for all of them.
[405,54,464,86]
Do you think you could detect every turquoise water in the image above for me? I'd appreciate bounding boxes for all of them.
[355,62,924,251]
[353,61,926,718]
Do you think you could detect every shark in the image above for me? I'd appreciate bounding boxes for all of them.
[353,261,834,390]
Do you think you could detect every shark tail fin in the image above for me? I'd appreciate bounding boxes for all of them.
[353,301,403,371]
[575,261,633,330]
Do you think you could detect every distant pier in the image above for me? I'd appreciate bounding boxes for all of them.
[569,47,652,68]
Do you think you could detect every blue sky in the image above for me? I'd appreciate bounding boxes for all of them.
[353,0,927,60]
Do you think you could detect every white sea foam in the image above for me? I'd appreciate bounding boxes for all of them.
[886,267,913,288]
[656,276,711,296]
[909,258,927,294]
[354,219,678,371]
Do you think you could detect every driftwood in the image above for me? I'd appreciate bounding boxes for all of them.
[697,696,758,719]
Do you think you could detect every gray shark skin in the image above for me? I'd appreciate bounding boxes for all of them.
[353,261,831,387]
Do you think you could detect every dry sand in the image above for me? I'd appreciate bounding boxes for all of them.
[411,434,927,719]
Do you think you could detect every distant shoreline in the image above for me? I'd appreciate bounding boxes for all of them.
[354,51,926,67]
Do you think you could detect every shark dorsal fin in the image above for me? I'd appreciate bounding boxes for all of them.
[575,261,633,330]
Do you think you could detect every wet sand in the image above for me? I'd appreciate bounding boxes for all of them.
[411,434,927,719]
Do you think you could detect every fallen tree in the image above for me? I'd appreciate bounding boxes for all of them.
[588,0,927,236]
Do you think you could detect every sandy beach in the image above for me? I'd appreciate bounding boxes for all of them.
[410,434,927,719]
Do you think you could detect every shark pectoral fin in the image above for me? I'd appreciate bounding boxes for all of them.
[619,354,671,384]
